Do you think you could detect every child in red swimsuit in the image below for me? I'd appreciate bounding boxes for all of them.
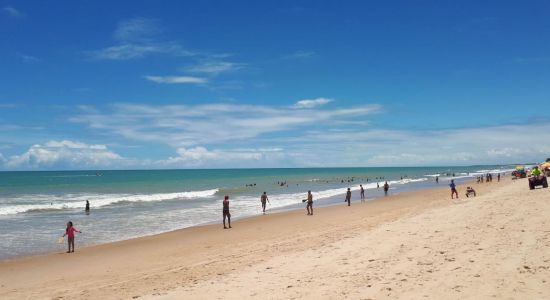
[63,221,81,253]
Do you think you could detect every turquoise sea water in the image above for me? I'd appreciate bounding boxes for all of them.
[0,166,512,259]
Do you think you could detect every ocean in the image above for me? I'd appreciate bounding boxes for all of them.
[0,166,513,260]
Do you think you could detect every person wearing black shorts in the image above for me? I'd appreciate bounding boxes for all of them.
[223,195,231,229]
[306,190,313,215]
[260,192,269,214]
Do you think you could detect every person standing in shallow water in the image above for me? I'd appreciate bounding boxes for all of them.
[63,221,81,253]
[85,200,90,214]
[383,181,389,196]
[306,190,313,215]
[345,188,351,206]
[260,192,269,214]
[223,195,231,229]
[360,184,365,202]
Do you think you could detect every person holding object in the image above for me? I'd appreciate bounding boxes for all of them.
[306,190,313,215]
[345,188,351,206]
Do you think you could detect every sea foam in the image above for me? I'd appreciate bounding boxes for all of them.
[0,189,218,215]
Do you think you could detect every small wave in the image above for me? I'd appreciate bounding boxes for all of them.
[0,188,218,216]
[217,187,251,195]
[425,174,441,177]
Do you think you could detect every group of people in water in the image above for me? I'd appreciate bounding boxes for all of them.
[274,176,392,187]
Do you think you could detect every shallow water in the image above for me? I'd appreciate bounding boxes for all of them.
[0,166,512,259]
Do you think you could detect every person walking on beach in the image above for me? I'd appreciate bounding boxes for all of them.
[223,195,232,229]
[62,221,81,253]
[450,180,459,199]
[345,188,351,206]
[260,192,270,214]
[383,181,389,196]
[306,190,313,215]
[360,184,365,202]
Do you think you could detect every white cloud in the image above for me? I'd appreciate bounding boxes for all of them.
[157,147,289,168]
[0,104,17,108]
[60,99,550,168]
[17,53,39,63]
[278,123,550,166]
[113,18,161,42]
[292,97,333,108]
[3,6,24,18]
[144,75,207,84]
[186,61,245,75]
[515,57,550,64]
[5,140,125,170]
[486,147,522,157]
[282,50,316,60]
[174,147,261,162]
[4,120,549,170]
[90,43,195,60]
[72,102,380,148]
[89,18,195,60]
[0,124,22,131]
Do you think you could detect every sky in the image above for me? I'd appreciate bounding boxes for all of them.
[1,0,549,170]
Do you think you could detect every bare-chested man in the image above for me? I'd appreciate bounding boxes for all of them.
[306,190,313,215]
[223,195,231,229]
[260,191,269,214]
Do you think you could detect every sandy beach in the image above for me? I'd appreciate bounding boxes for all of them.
[1,178,549,299]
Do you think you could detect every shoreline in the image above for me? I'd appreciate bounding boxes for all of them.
[1,178,463,262]
[4,177,545,299]
[1,166,511,261]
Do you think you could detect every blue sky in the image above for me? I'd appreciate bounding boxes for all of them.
[1,0,549,170]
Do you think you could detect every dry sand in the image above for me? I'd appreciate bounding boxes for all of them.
[1,178,549,299]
